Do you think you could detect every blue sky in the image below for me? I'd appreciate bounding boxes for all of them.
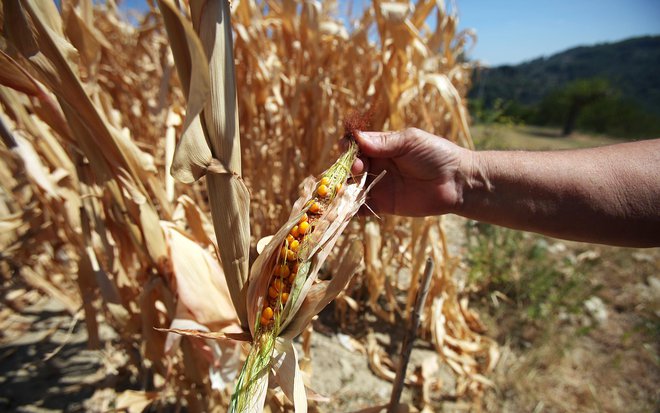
[452,0,660,65]
[120,0,660,66]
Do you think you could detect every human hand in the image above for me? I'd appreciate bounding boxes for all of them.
[351,128,469,217]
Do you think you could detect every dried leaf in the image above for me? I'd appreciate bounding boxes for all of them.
[115,390,158,413]
[157,326,250,343]
[281,239,363,340]
[161,221,239,328]
[271,340,307,411]
[12,133,60,199]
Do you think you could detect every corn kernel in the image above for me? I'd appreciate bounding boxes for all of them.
[281,293,289,303]
[290,225,299,238]
[290,239,300,252]
[317,184,329,197]
[287,249,296,261]
[299,213,309,223]
[272,279,283,291]
[268,286,278,298]
[280,246,288,260]
[288,273,296,285]
[286,234,295,245]
[299,221,310,235]
[309,201,321,214]
[262,306,274,320]
[320,177,330,186]
[279,265,290,278]
[260,316,270,326]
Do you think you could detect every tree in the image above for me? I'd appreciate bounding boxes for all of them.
[559,79,610,136]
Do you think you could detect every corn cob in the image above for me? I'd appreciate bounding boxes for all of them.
[229,140,358,412]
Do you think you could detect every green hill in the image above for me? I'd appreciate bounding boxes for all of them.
[470,36,660,138]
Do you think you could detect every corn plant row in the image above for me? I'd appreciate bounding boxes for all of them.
[0,0,496,411]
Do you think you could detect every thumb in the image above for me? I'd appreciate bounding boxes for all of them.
[355,131,408,158]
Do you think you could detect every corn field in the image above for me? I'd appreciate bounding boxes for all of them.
[0,0,497,411]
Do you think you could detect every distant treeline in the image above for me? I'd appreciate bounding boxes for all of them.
[469,36,660,138]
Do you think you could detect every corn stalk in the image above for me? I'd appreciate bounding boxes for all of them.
[158,0,250,328]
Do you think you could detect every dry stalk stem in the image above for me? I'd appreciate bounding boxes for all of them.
[389,257,435,412]
[158,0,251,328]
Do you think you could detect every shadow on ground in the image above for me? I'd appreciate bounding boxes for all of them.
[0,299,105,412]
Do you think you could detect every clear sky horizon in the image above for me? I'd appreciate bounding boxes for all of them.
[451,0,660,66]
[120,0,660,66]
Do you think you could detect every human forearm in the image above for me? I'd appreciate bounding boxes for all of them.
[453,140,660,247]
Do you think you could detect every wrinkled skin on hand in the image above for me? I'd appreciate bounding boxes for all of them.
[352,128,467,217]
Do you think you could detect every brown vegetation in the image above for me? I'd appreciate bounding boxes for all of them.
[0,1,493,411]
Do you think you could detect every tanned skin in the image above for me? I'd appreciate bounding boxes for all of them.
[351,128,660,248]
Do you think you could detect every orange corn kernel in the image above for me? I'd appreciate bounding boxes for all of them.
[290,225,300,238]
[286,249,296,261]
[289,239,300,252]
[299,221,310,235]
[268,286,278,299]
[272,279,283,291]
[317,184,329,198]
[262,306,274,320]
[309,201,321,214]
